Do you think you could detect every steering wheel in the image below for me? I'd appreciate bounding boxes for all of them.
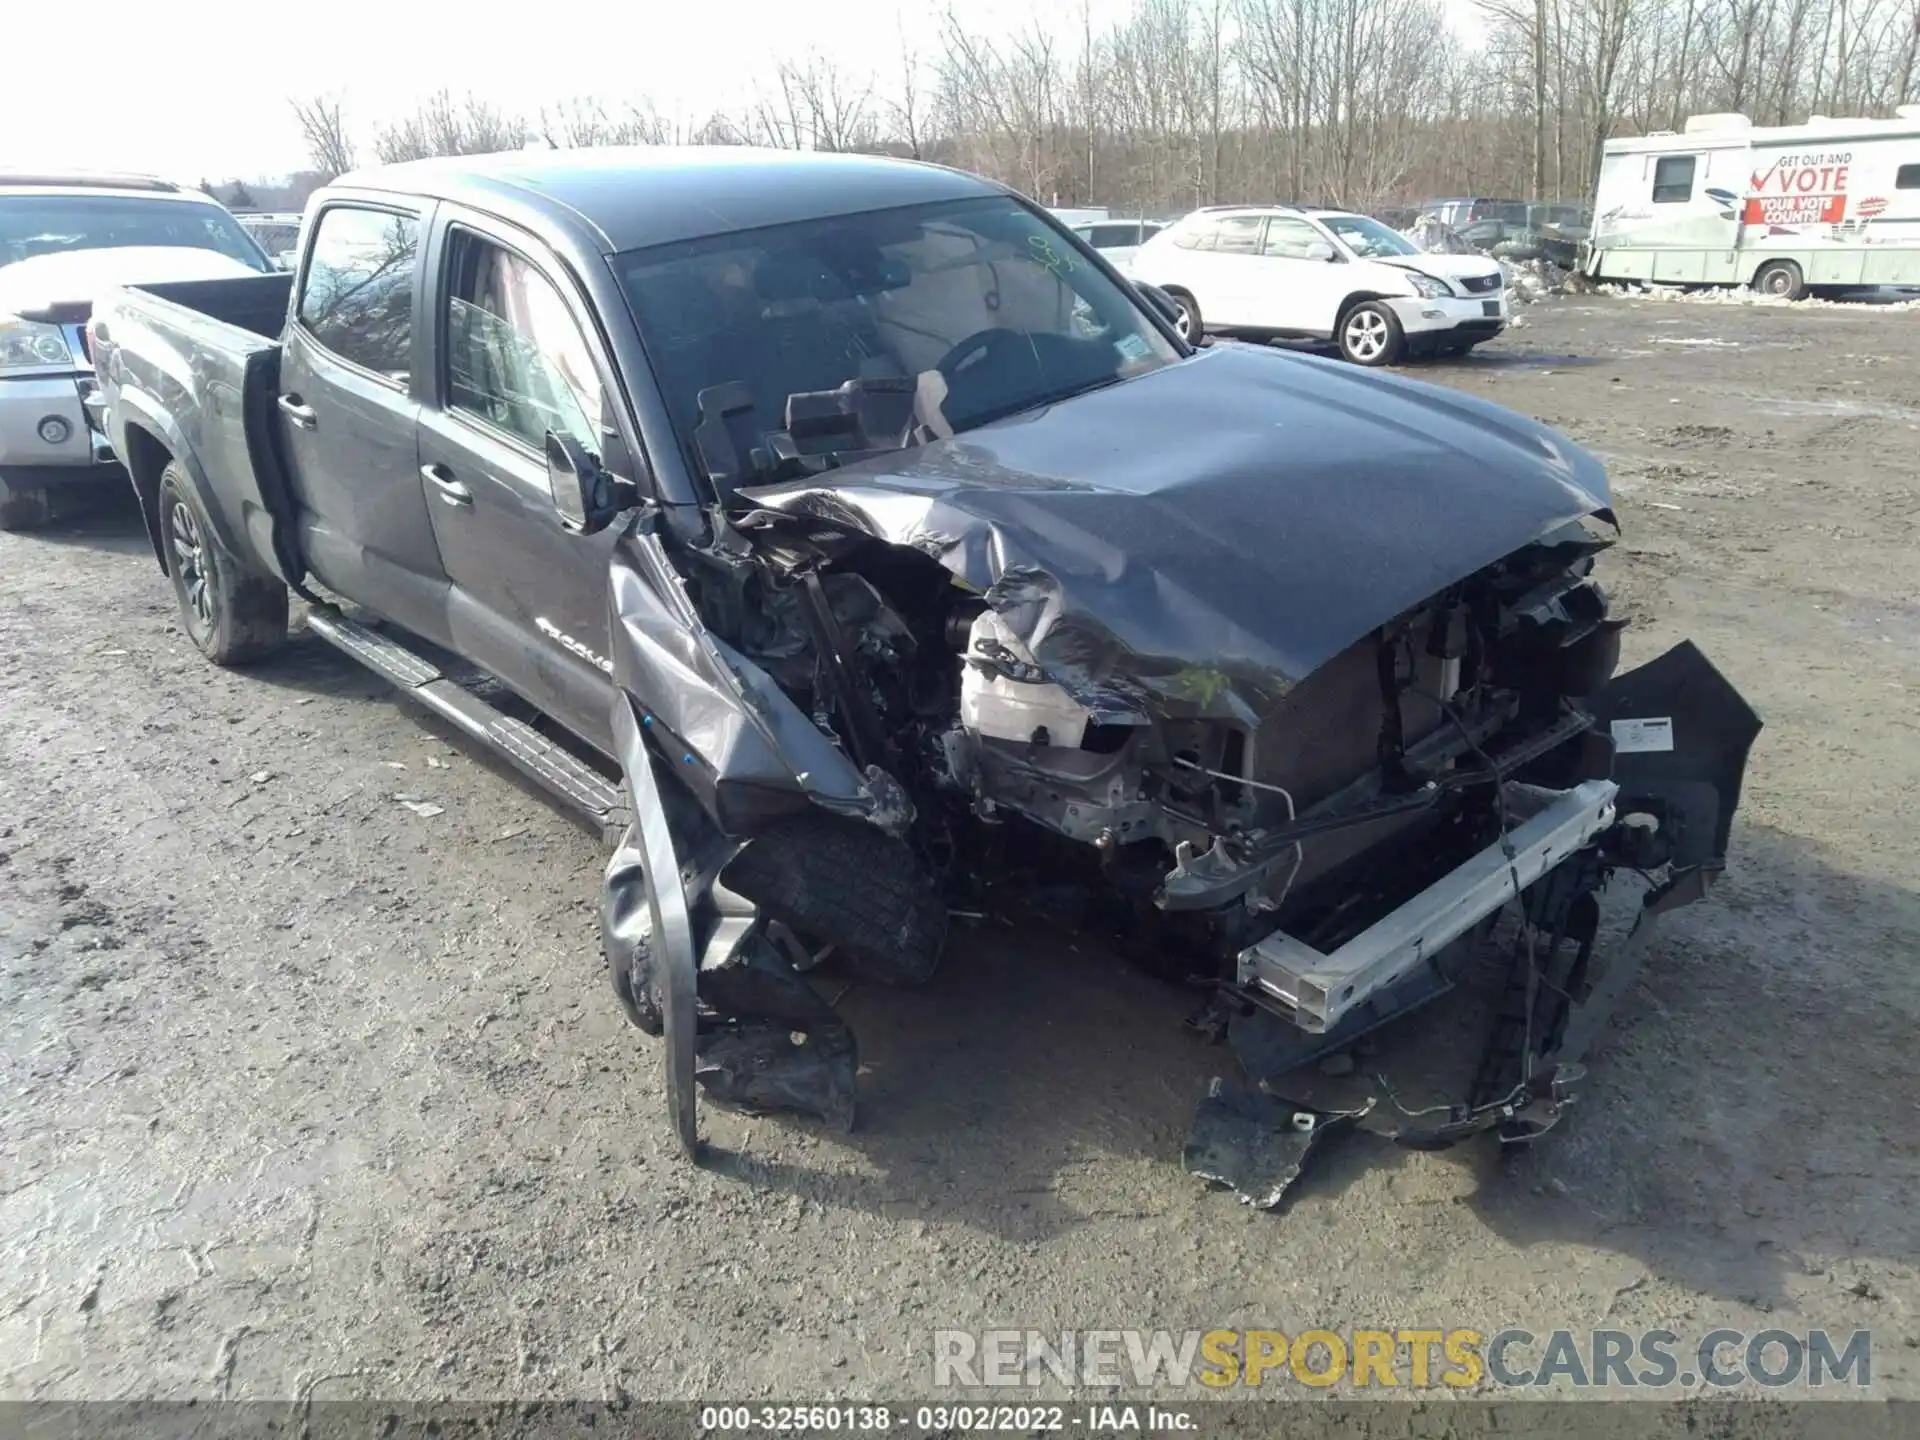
[935,327,1035,378]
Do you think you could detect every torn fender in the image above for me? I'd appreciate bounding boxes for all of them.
[739,342,1615,721]
[605,689,701,1154]
[607,511,896,835]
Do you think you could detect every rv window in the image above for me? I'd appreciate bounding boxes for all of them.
[1897,164,1920,190]
[1652,155,1696,204]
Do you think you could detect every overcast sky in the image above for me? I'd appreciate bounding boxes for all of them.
[13,0,1485,182]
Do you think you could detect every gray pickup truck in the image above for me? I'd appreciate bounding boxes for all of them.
[90,148,1757,1198]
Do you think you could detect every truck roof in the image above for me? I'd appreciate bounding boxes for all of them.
[334,146,1003,255]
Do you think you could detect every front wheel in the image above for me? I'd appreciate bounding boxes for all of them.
[1752,260,1806,301]
[158,462,289,666]
[1338,301,1405,366]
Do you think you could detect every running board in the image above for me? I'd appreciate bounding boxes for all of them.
[305,609,627,832]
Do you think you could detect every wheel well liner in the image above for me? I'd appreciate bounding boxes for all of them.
[1336,291,1396,329]
[120,423,172,573]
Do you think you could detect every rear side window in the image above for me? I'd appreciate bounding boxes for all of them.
[297,205,419,383]
[1652,156,1696,203]
[1214,216,1266,254]
[1172,216,1217,250]
[1897,164,1920,190]
[441,231,603,456]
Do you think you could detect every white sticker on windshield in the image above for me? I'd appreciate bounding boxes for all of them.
[1115,333,1150,361]
[1611,717,1675,754]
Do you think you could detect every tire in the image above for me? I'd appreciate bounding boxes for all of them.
[721,813,948,986]
[0,474,54,532]
[1338,301,1405,366]
[1752,260,1806,301]
[1166,289,1202,343]
[158,461,289,666]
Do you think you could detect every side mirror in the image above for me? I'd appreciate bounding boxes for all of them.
[1135,282,1182,328]
[1305,241,1338,263]
[545,430,635,535]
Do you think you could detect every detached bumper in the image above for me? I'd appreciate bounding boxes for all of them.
[1385,292,1508,341]
[1196,641,1762,1209]
[1237,779,1621,1034]
[0,374,119,478]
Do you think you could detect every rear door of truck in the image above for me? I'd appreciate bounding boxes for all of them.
[412,206,632,752]
[275,196,454,647]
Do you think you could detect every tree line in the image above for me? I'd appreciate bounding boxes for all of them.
[285,0,1920,216]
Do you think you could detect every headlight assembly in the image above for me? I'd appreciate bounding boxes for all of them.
[0,315,74,371]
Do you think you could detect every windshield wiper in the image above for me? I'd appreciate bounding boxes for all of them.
[953,371,1128,434]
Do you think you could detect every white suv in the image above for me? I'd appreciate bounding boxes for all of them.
[1,171,272,530]
[1131,205,1509,365]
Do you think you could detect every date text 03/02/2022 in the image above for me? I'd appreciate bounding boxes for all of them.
[699,1405,1198,1433]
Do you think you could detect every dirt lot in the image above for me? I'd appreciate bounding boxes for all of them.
[3,295,1917,1406]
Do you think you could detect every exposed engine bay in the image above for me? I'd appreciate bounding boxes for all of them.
[599,340,1760,1205]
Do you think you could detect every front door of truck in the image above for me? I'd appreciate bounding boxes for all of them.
[277,198,454,646]
[414,215,627,753]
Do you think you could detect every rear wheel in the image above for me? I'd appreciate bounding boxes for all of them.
[0,473,54,532]
[158,462,288,666]
[1752,260,1807,300]
[1338,301,1405,366]
[1166,289,1202,343]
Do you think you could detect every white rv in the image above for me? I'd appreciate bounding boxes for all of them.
[1585,107,1920,297]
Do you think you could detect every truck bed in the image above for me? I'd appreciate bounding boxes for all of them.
[92,271,303,587]
[123,271,293,341]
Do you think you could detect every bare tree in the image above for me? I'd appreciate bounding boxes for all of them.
[374,91,528,163]
[270,0,1920,220]
[539,100,675,148]
[291,94,355,180]
[888,21,930,159]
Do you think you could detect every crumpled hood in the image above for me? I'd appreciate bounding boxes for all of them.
[1380,251,1503,283]
[739,342,1611,720]
[0,246,258,320]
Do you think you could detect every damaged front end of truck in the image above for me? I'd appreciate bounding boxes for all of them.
[595,338,1758,1198]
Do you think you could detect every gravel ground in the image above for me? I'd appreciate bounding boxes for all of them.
[2,296,1916,1406]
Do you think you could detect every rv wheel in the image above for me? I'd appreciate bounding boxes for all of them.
[1752,260,1806,301]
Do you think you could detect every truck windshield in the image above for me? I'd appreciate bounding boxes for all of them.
[615,195,1181,468]
[0,195,272,271]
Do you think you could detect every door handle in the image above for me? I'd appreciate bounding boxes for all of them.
[277,394,317,429]
[421,463,473,507]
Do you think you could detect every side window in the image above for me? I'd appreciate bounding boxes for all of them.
[1652,155,1697,204]
[1214,216,1266,254]
[442,231,604,457]
[1896,164,1920,190]
[296,206,419,382]
[1087,224,1126,248]
[1261,217,1323,258]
